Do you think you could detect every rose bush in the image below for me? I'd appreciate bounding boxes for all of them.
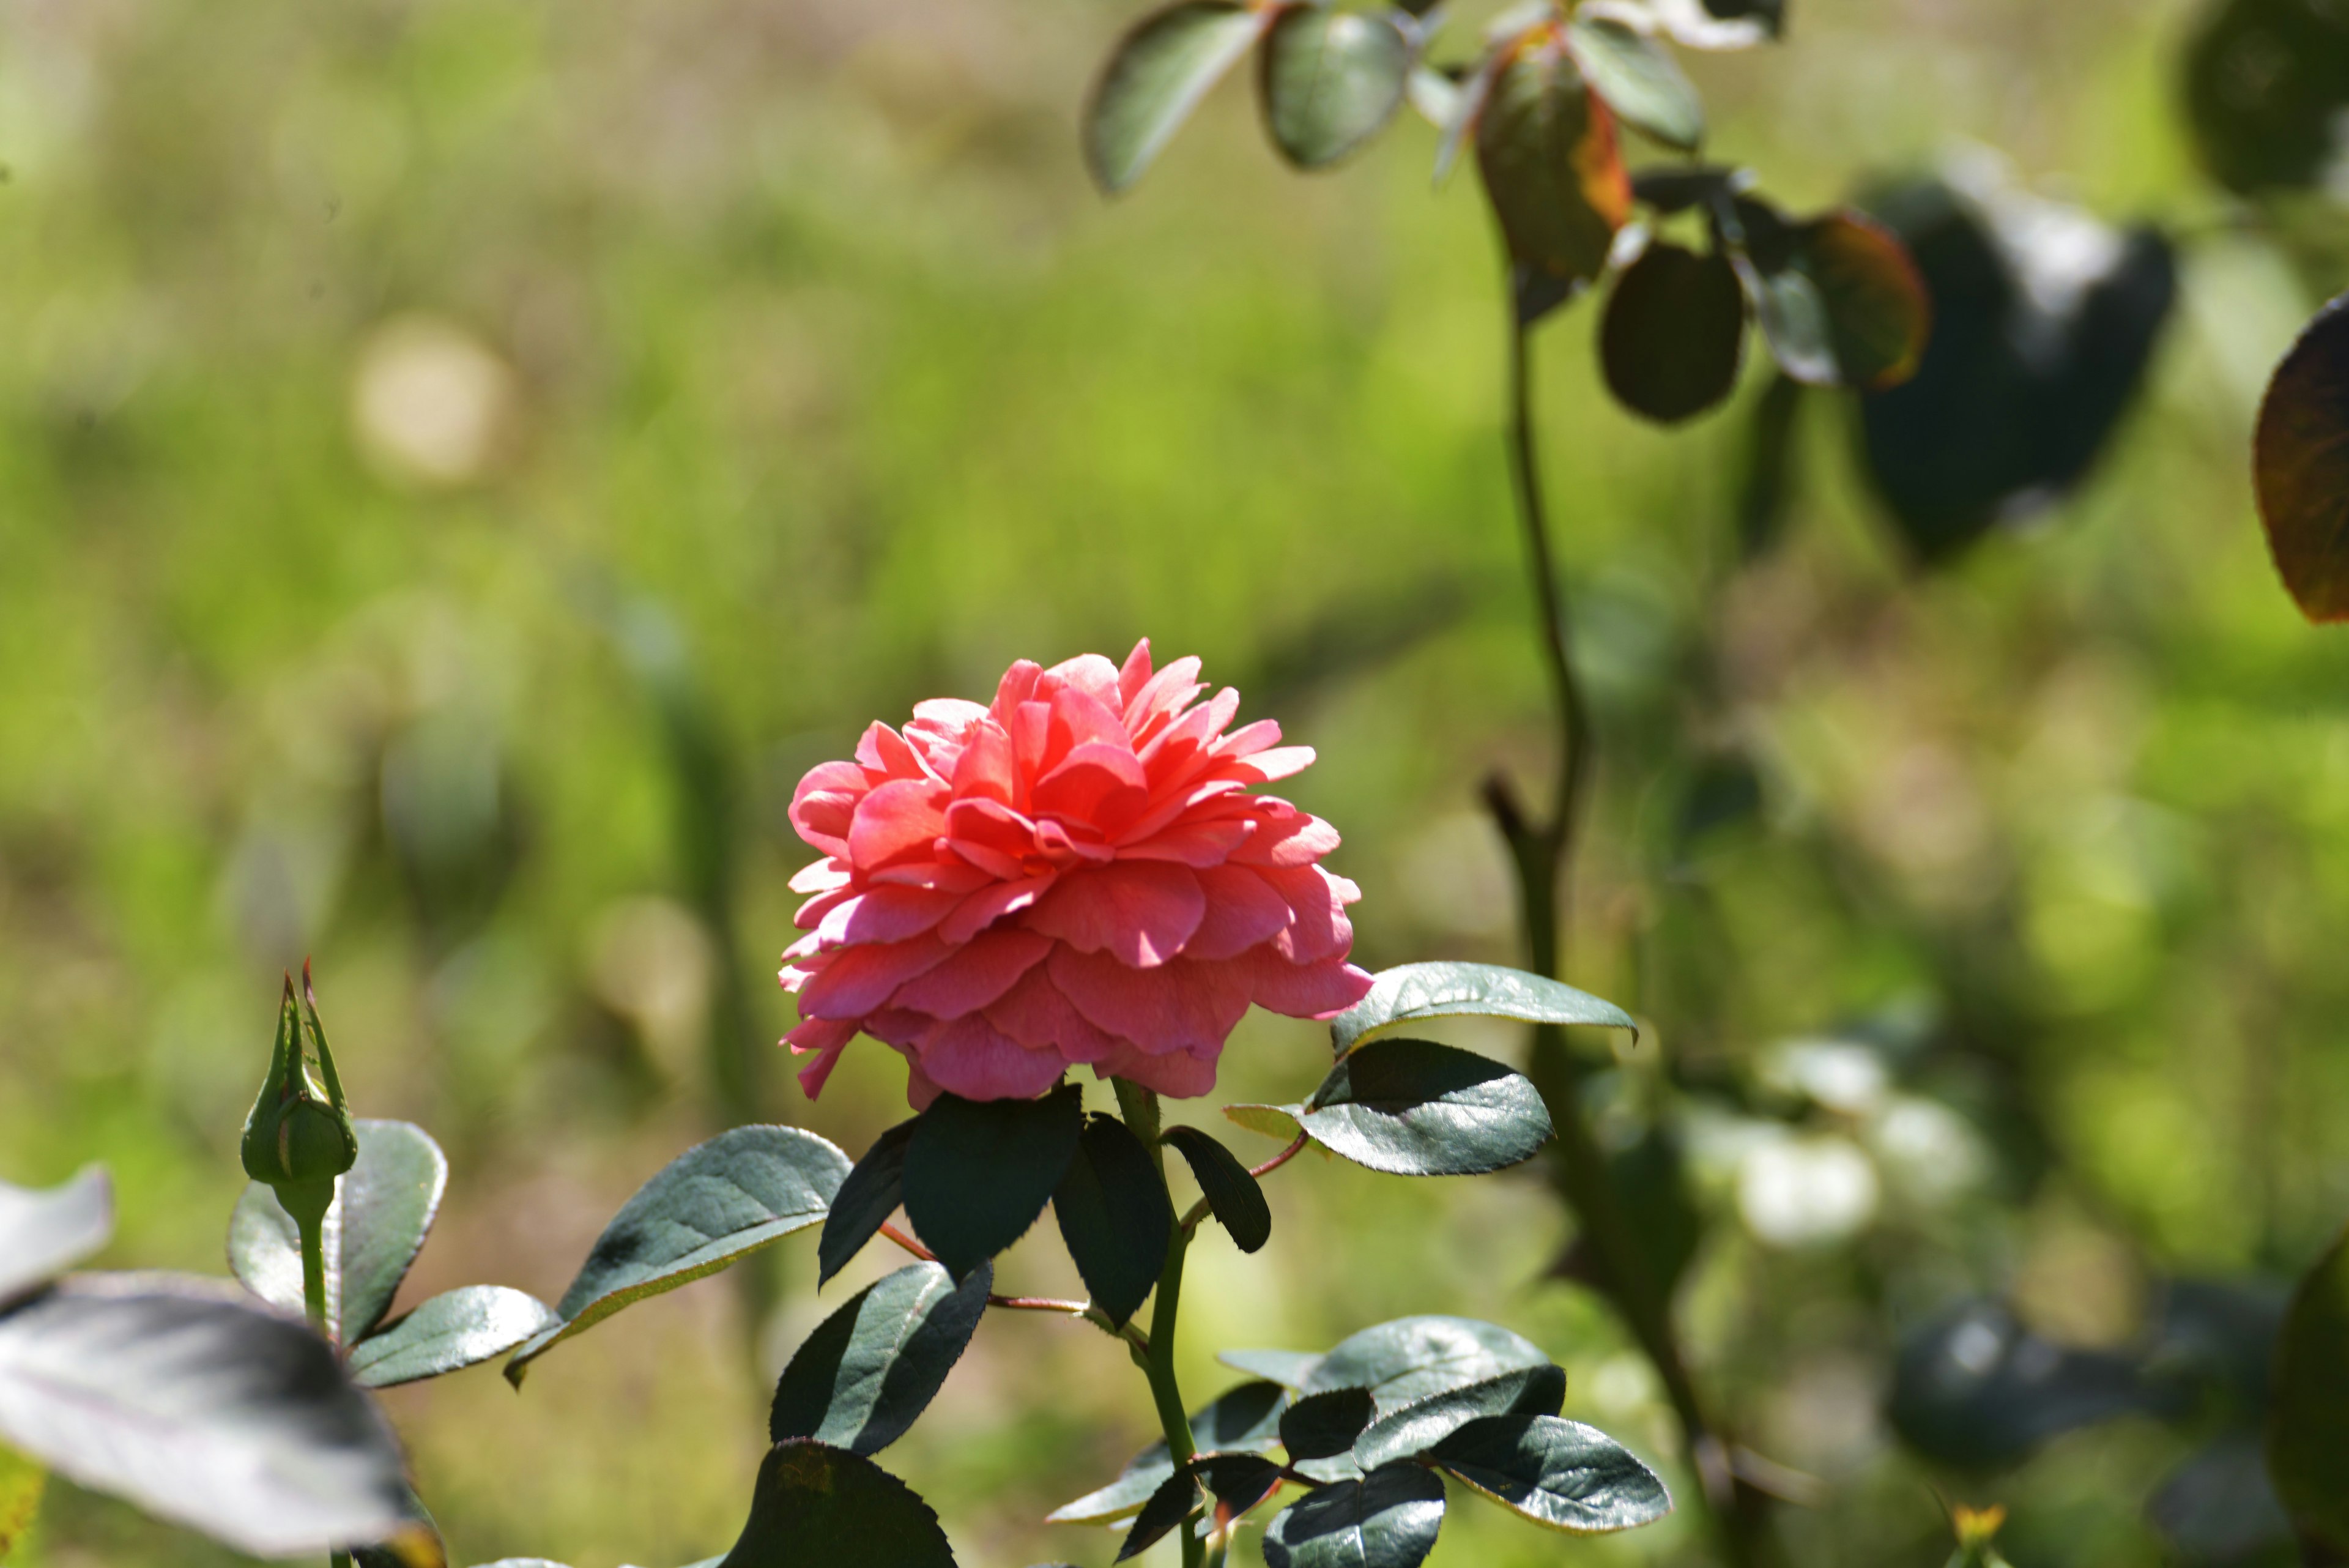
[779,641,1373,1104]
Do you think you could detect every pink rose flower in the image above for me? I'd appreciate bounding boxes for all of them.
[779,641,1375,1105]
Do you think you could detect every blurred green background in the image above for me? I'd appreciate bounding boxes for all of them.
[2,0,2342,1562]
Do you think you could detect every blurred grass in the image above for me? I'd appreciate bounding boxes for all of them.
[4,0,2348,1562]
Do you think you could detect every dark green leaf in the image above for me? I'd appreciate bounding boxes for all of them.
[2257,293,2349,622]
[1600,240,1746,424]
[1332,963,1635,1055]
[1306,1316,1549,1416]
[1736,372,1805,558]
[1564,18,1702,150]
[1475,36,1630,294]
[0,1168,111,1306]
[350,1286,560,1389]
[1162,1126,1271,1253]
[1117,1470,1201,1562]
[2270,1220,2349,1550]
[1195,1453,1284,1516]
[1261,1463,1446,1568]
[1426,1415,1671,1533]
[717,1441,956,1568]
[507,1125,850,1382]
[819,1118,916,1287]
[1053,1115,1172,1327]
[1281,1388,1377,1460]
[229,1119,449,1343]
[1887,1299,2175,1469]
[1301,1040,1553,1178]
[0,1276,411,1556]
[768,1261,990,1456]
[2184,0,2349,196]
[1352,1365,1567,1470]
[1260,4,1416,168]
[904,1087,1081,1282]
[1086,1,1274,194]
[1630,162,1746,214]
[1047,1381,1288,1523]
[1220,1348,1323,1389]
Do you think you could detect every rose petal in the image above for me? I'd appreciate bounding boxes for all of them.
[912,1015,1069,1102]
[815,885,963,949]
[1183,865,1294,960]
[1032,740,1151,828]
[1117,639,1156,707]
[1249,952,1375,1019]
[788,857,852,895]
[1091,1044,1219,1099]
[940,874,1058,945]
[1258,864,1351,964]
[1048,948,1252,1056]
[785,1018,859,1099]
[889,927,1053,1017]
[1118,817,1251,867]
[849,777,951,869]
[984,966,1117,1063]
[1230,806,1340,867]
[796,935,953,1019]
[790,761,870,856]
[1026,862,1205,968]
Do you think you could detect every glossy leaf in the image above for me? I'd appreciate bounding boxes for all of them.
[1351,1364,1567,1470]
[768,1261,990,1456]
[1261,1463,1446,1568]
[1195,1452,1284,1515]
[2270,1220,2349,1550]
[1086,1,1274,194]
[1301,1039,1553,1177]
[1117,1470,1201,1562]
[1887,1299,2175,1469]
[350,1286,559,1389]
[0,1168,111,1306]
[1220,1348,1324,1389]
[1306,1315,1549,1416]
[229,1118,449,1343]
[2184,0,2349,196]
[1261,4,1417,169]
[1047,1381,1288,1523]
[1224,1102,1307,1144]
[1564,18,1702,151]
[1281,1387,1377,1460]
[1332,962,1635,1054]
[1427,1415,1669,1533]
[716,1441,956,1568]
[1475,36,1630,294]
[1162,1126,1271,1253]
[2257,294,2349,622]
[818,1117,916,1287]
[905,1086,1082,1282]
[1053,1114,1172,1327]
[1600,240,1746,423]
[507,1125,849,1382]
[0,1277,410,1557]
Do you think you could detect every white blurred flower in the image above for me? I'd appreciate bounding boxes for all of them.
[351,316,517,489]
[1868,1094,1989,1208]
[1764,1038,1891,1116]
[1737,1134,1880,1249]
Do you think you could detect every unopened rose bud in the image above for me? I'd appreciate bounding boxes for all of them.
[239,967,358,1193]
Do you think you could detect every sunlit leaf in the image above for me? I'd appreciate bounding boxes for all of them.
[1475,34,1631,294]
[1301,1039,1553,1177]
[2256,293,2349,622]
[1162,1126,1272,1253]
[1564,18,1703,152]
[0,1169,111,1307]
[904,1086,1082,1282]
[2183,0,2349,196]
[1305,1315,1549,1416]
[2269,1219,2349,1550]
[1351,1364,1567,1470]
[350,1287,560,1389]
[1600,240,1746,423]
[1261,4,1417,169]
[1223,1102,1307,1143]
[1261,1463,1445,1568]
[1334,962,1635,1053]
[1086,1,1275,194]
[229,1119,448,1343]
[1425,1414,1672,1533]
[0,1277,410,1557]
[716,1441,956,1568]
[507,1126,848,1382]
[769,1261,990,1456]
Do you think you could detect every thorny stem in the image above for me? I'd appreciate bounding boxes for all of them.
[1494,301,1764,1567]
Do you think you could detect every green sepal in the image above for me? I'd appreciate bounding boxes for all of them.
[239,972,359,1191]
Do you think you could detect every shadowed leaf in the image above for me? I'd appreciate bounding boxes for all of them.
[905,1086,1082,1282]
[1163,1125,1272,1253]
[1261,4,1417,169]
[1220,1348,1323,1389]
[1476,35,1630,295]
[1261,1463,1445,1568]
[1733,201,1926,391]
[1601,241,1746,423]
[1087,1,1275,194]
[1352,1364,1567,1470]
[717,1441,956,1568]
[1117,1470,1201,1562]
[2270,1220,2349,1550]
[1048,1381,1288,1524]
[2184,0,2349,196]
[818,1117,916,1287]
[1281,1387,1377,1460]
[769,1261,990,1456]
[1053,1114,1172,1327]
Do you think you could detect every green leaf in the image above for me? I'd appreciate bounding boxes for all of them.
[2258,293,2349,623]
[1300,1040,1553,1177]
[1220,1348,1323,1389]
[2184,0,2349,196]
[1261,1463,1446,1568]
[1195,1453,1284,1516]
[1260,4,1417,169]
[818,1117,916,1287]
[349,1287,560,1389]
[0,1276,411,1557]
[1162,1126,1271,1253]
[2268,1219,2349,1549]
[1600,240,1747,424]
[1116,1470,1201,1562]
[1475,35,1630,293]
[1047,1381,1288,1524]
[1351,1365,1567,1470]
[1223,1103,1307,1144]
[716,1441,956,1568]
[1332,963,1635,1055]
[1564,18,1702,151]
[228,1119,449,1343]
[0,1444,45,1559]
[1281,1388,1376,1461]
[1630,162,1747,214]
[1736,372,1806,559]
[1306,1316,1550,1416]
[0,1168,111,1306]
[768,1261,990,1456]
[1427,1415,1671,1533]
[507,1126,850,1383]
[1734,202,1928,392]
[1053,1115,1172,1327]
[1086,1,1274,194]
[905,1086,1082,1282]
